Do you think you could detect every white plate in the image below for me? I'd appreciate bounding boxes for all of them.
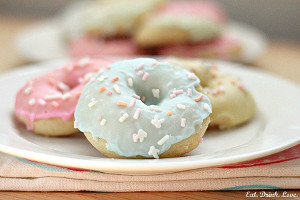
[0,60,299,175]
[15,18,267,63]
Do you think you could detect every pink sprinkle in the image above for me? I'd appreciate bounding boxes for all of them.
[136,63,145,70]
[38,98,46,106]
[170,93,176,99]
[137,71,143,76]
[129,99,136,107]
[195,94,203,102]
[199,137,203,144]
[142,72,149,81]
[238,83,248,92]
[173,89,183,95]
[107,90,112,95]
[187,88,192,97]
[132,133,138,142]
[133,108,141,119]
[52,101,59,108]
[181,118,186,127]
[132,94,140,100]
[74,121,78,129]
[152,61,158,66]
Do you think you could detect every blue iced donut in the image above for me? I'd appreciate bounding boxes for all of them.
[74,58,212,158]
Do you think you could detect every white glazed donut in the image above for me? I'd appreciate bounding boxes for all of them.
[74,58,212,158]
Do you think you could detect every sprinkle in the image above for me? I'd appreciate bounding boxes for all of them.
[238,83,248,92]
[148,146,160,159]
[84,73,96,82]
[133,108,141,119]
[210,70,218,78]
[129,99,136,107]
[157,135,170,145]
[132,133,138,142]
[187,88,192,97]
[136,63,145,70]
[74,121,78,128]
[134,129,147,142]
[142,72,149,81]
[88,100,97,108]
[62,92,71,100]
[105,66,111,70]
[199,137,203,144]
[107,90,112,95]
[119,113,129,122]
[128,78,133,87]
[152,88,160,98]
[152,61,158,66]
[38,98,46,106]
[203,103,212,113]
[177,104,186,110]
[195,94,203,102]
[141,96,146,102]
[231,79,237,85]
[44,93,62,100]
[186,72,197,80]
[217,80,223,85]
[99,86,106,92]
[24,85,33,95]
[149,105,162,112]
[100,119,107,126]
[170,93,176,98]
[132,94,140,100]
[97,75,107,82]
[48,78,55,85]
[151,115,164,128]
[97,116,102,121]
[167,111,172,116]
[117,101,127,107]
[52,101,59,108]
[76,91,81,97]
[111,76,119,82]
[78,57,90,67]
[137,71,143,76]
[173,89,183,95]
[28,98,35,105]
[181,118,186,127]
[113,84,121,94]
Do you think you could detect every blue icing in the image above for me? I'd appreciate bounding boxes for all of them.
[75,58,211,158]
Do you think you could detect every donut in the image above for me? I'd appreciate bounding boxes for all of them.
[63,0,164,39]
[15,58,112,136]
[134,0,225,48]
[157,36,242,61]
[74,58,212,158]
[166,58,256,129]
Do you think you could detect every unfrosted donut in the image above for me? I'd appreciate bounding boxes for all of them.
[15,58,112,136]
[74,58,212,158]
[167,58,256,129]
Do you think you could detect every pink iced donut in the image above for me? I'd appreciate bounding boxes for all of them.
[15,58,112,136]
[69,37,144,58]
[157,36,242,61]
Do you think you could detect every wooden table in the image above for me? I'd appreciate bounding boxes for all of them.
[0,14,299,199]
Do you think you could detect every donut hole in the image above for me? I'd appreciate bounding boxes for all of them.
[133,86,166,106]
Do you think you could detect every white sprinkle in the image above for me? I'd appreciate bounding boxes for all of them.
[181,118,186,127]
[132,133,138,142]
[170,93,176,98]
[44,93,62,100]
[74,121,78,128]
[97,75,107,82]
[133,108,141,119]
[137,71,143,76]
[135,129,147,142]
[203,103,212,113]
[173,89,183,95]
[113,84,121,94]
[100,119,107,126]
[177,104,186,110]
[142,72,149,81]
[78,57,90,67]
[148,146,160,159]
[38,98,46,106]
[128,78,133,87]
[136,63,145,70]
[157,135,169,145]
[129,99,136,107]
[187,88,192,97]
[186,72,197,80]
[151,115,164,128]
[119,113,129,122]
[84,73,96,82]
[88,100,96,108]
[149,105,162,112]
[57,82,70,92]
[28,98,36,105]
[62,92,71,100]
[152,88,160,98]
[132,94,140,100]
[24,85,33,95]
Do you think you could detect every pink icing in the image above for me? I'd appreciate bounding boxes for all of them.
[15,58,112,130]
[157,36,241,60]
[69,37,145,58]
[154,0,226,24]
